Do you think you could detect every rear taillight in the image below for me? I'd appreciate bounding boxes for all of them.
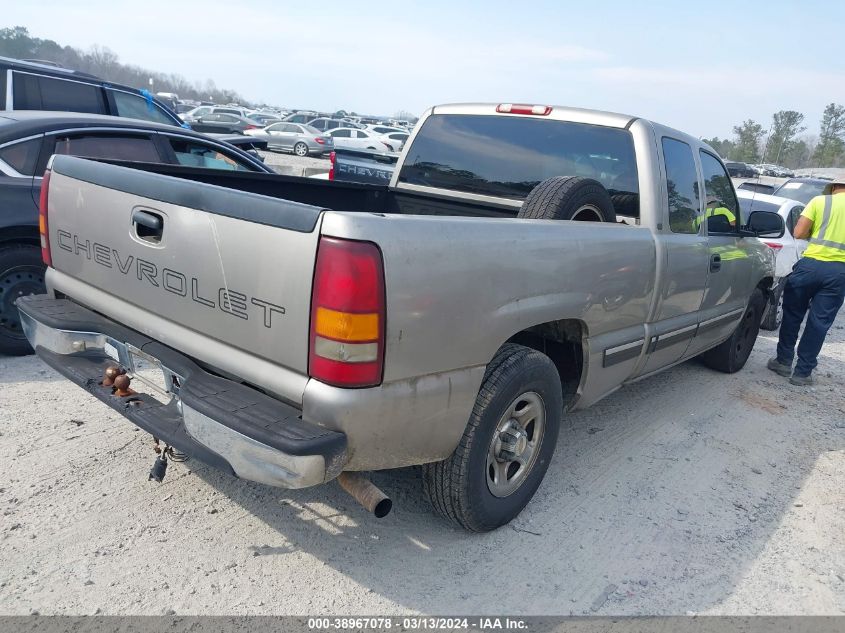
[763,242,783,251]
[309,237,385,388]
[244,124,258,130]
[496,103,552,115]
[39,169,52,266]
[329,151,336,181]
[315,137,326,145]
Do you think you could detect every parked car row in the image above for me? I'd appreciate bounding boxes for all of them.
[722,159,798,179]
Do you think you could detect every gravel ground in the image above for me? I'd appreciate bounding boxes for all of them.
[0,318,843,615]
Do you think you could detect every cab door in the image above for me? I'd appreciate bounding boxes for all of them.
[686,151,754,355]
[635,136,709,376]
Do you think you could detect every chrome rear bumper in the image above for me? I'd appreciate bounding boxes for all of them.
[17,295,347,489]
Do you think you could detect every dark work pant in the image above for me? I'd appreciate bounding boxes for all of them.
[777,257,845,376]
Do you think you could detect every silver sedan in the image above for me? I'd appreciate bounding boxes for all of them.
[245,122,333,157]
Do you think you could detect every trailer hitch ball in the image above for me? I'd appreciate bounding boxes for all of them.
[102,365,125,387]
[113,374,136,398]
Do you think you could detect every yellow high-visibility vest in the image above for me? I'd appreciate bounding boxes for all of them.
[695,206,736,228]
[801,193,845,263]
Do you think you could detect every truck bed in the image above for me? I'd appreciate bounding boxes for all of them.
[101,159,521,218]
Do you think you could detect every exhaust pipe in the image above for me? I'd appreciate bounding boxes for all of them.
[337,472,392,518]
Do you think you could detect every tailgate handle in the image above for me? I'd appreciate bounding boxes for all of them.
[132,209,164,243]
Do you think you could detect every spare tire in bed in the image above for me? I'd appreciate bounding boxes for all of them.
[518,176,616,222]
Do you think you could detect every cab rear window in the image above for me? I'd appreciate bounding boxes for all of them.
[397,114,639,217]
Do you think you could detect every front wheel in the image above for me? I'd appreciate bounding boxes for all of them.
[0,244,46,355]
[423,343,562,532]
[293,142,309,157]
[699,288,765,373]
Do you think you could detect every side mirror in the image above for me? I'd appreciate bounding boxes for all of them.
[746,210,785,238]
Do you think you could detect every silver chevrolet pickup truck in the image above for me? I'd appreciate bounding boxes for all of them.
[17,103,785,531]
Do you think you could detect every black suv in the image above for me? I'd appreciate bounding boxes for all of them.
[724,161,756,178]
[0,111,272,355]
[0,57,184,127]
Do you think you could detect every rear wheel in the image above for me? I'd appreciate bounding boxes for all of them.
[423,343,562,532]
[0,244,46,356]
[294,142,309,157]
[700,289,765,373]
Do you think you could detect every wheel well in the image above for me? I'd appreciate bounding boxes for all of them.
[0,225,39,248]
[757,276,774,301]
[506,319,586,404]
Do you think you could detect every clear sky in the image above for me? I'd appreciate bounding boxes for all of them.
[5,0,845,138]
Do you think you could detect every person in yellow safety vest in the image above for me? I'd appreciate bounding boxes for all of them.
[695,195,736,229]
[768,177,845,385]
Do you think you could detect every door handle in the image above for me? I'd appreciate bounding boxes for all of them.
[132,209,164,243]
[710,253,722,272]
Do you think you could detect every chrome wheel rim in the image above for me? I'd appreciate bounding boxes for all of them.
[571,204,602,221]
[294,143,307,156]
[486,391,545,498]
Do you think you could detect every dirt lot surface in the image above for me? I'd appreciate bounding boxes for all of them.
[1,318,844,616]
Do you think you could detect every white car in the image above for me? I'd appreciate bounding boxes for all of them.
[326,127,392,151]
[737,190,808,330]
[180,105,253,122]
[381,131,410,151]
[365,124,407,136]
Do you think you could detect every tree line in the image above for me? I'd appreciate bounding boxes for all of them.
[0,26,250,106]
[702,104,845,169]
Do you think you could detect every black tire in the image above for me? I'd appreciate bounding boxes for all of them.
[700,288,766,373]
[760,279,785,331]
[293,142,309,157]
[423,343,563,532]
[0,244,46,356]
[518,176,616,222]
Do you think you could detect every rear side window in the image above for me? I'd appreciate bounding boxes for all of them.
[53,134,161,163]
[661,137,701,234]
[13,72,105,114]
[0,137,42,176]
[110,90,177,126]
[167,139,254,171]
[398,114,639,216]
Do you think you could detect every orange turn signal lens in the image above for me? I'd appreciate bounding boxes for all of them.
[314,307,379,342]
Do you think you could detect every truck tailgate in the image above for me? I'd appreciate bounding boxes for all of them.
[45,156,322,398]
